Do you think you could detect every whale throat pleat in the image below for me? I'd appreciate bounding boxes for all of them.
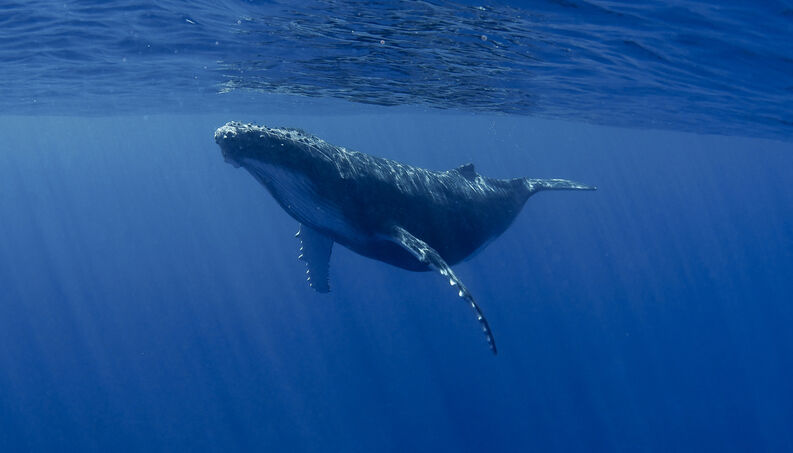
[242,159,352,235]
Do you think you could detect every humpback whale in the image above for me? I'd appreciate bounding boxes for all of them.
[215,122,595,354]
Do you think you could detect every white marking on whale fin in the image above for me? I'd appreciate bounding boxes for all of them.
[452,163,477,180]
[296,224,333,293]
[389,226,497,355]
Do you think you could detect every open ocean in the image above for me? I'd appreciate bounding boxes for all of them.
[1,1,792,451]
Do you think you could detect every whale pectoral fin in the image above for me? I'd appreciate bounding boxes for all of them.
[390,226,497,355]
[295,224,333,293]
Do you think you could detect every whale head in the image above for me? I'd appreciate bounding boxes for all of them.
[214,122,315,169]
[214,121,344,234]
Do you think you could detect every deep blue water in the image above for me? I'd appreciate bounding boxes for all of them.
[1,1,793,452]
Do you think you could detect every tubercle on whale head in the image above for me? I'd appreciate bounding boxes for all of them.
[214,122,313,168]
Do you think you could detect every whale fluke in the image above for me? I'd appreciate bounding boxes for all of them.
[525,178,597,193]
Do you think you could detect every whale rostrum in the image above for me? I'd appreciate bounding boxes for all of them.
[215,122,596,354]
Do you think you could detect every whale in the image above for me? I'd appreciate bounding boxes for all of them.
[215,122,595,354]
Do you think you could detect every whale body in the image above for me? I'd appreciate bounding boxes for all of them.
[215,122,595,354]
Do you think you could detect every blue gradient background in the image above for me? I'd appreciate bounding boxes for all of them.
[2,0,793,450]
[1,113,791,451]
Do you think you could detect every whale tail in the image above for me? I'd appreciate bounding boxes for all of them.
[524,178,597,194]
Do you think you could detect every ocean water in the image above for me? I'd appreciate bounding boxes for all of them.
[1,1,792,452]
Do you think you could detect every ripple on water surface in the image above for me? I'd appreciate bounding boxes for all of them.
[0,0,791,140]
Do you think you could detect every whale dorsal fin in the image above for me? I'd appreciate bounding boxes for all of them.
[295,224,333,293]
[453,163,477,180]
[389,225,497,355]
